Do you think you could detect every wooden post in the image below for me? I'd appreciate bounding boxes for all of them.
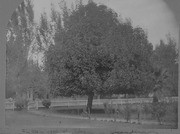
[67,101,69,107]
[27,104,29,111]
[36,101,38,110]
[13,102,15,111]
[138,100,142,124]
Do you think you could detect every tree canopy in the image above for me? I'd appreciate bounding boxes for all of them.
[44,1,157,112]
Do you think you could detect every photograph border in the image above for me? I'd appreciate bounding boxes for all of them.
[0,0,180,134]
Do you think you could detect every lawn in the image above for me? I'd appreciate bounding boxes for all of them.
[6,110,115,128]
[3,110,178,134]
[46,102,177,128]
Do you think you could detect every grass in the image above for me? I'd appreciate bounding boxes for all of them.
[2,100,178,134]
[4,110,143,132]
[6,110,111,128]
[3,109,178,134]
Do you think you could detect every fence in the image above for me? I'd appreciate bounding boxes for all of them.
[5,97,178,110]
[27,101,38,110]
[5,101,15,110]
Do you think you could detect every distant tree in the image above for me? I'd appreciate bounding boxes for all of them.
[151,36,178,97]
[23,62,49,99]
[35,9,57,54]
[6,0,35,97]
[37,12,51,49]
[28,9,57,99]
[50,3,63,42]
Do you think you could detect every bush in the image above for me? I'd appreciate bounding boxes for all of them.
[136,104,143,123]
[103,102,114,116]
[169,101,178,128]
[151,101,167,124]
[122,103,131,122]
[15,98,28,110]
[143,103,151,115]
[42,99,51,109]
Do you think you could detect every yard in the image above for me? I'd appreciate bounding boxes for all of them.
[4,110,144,134]
[3,99,177,134]
[3,104,178,134]
[44,101,177,128]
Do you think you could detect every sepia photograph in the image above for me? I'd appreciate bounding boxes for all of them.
[0,0,179,134]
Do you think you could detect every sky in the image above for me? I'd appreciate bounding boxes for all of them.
[31,0,179,47]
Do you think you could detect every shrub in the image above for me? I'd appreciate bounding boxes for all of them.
[103,102,114,116]
[15,98,28,110]
[143,103,151,115]
[42,99,51,109]
[151,101,167,124]
[136,104,143,123]
[122,103,131,122]
[169,101,178,128]
[173,102,178,128]
[103,102,108,114]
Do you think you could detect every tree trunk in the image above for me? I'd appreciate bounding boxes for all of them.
[86,92,94,114]
[46,93,49,99]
